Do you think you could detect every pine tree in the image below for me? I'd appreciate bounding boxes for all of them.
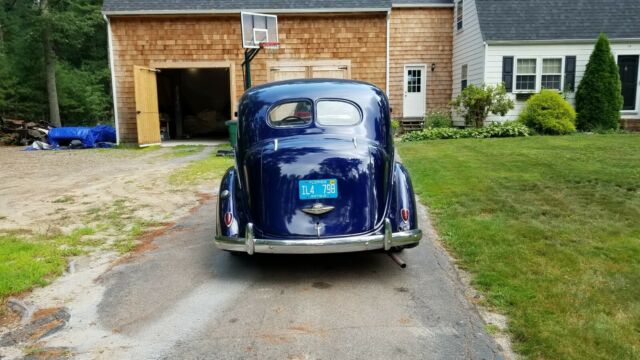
[575,33,623,131]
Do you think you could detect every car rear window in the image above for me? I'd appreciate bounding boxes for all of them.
[316,100,361,126]
[268,100,313,127]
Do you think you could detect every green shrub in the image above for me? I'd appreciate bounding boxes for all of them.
[518,90,576,135]
[575,33,623,131]
[451,83,515,128]
[402,122,530,142]
[424,110,452,128]
[391,119,400,134]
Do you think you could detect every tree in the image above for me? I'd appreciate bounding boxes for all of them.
[452,83,514,128]
[40,0,61,126]
[0,0,110,124]
[575,33,623,131]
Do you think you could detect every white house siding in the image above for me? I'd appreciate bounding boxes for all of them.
[452,0,485,125]
[484,41,640,122]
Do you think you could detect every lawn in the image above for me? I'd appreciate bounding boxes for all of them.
[168,148,234,186]
[398,134,640,359]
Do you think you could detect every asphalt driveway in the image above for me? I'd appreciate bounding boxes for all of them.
[48,198,503,359]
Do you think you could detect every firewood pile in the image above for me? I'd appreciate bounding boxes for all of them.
[0,117,52,146]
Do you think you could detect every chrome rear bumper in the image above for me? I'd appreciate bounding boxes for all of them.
[214,219,422,254]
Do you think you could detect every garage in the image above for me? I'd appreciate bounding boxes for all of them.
[132,62,237,146]
[106,11,390,145]
[156,68,231,142]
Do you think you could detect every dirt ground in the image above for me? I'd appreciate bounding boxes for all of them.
[0,146,216,233]
[0,145,514,360]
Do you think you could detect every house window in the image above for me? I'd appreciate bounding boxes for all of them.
[461,64,468,90]
[407,69,422,93]
[456,1,463,30]
[541,58,562,90]
[516,58,537,91]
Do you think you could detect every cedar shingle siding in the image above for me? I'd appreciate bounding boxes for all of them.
[389,8,453,117]
[110,14,387,143]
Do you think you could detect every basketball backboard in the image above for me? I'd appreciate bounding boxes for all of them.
[241,12,279,49]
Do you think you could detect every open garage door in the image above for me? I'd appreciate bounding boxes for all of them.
[268,60,351,82]
[133,66,161,146]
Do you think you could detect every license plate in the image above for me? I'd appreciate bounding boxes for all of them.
[299,179,338,200]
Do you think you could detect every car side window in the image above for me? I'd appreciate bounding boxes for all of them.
[316,100,361,126]
[268,100,313,127]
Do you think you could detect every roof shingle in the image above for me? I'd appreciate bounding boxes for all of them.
[476,0,640,41]
[103,0,391,13]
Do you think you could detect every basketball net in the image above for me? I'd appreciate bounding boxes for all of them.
[259,42,280,56]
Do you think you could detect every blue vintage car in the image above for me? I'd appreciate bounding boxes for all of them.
[215,79,422,254]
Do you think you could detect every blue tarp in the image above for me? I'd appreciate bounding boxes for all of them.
[47,125,116,148]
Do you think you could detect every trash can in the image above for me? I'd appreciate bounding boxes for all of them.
[225,120,238,148]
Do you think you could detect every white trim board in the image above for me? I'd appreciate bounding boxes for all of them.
[103,8,390,16]
[104,15,121,144]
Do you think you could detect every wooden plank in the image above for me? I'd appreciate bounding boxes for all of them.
[133,65,161,146]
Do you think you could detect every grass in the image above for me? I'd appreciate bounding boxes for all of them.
[169,147,234,186]
[162,145,205,158]
[0,199,157,302]
[398,134,640,359]
[52,195,74,204]
[0,227,95,299]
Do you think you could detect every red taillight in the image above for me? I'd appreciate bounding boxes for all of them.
[400,208,410,223]
[224,212,234,227]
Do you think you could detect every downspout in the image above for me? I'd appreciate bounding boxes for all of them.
[104,14,121,144]
[386,10,390,96]
[483,41,488,84]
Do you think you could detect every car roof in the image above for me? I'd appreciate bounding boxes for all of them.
[243,79,385,104]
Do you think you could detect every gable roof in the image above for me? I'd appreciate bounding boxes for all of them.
[476,0,640,42]
[102,0,455,14]
[102,0,391,14]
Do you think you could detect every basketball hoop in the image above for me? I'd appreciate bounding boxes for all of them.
[260,41,280,56]
[241,12,280,89]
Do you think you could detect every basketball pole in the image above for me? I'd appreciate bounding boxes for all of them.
[242,47,262,90]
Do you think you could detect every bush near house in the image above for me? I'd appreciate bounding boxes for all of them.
[402,121,529,141]
[518,90,577,135]
[451,83,514,128]
[575,33,623,131]
[424,110,452,128]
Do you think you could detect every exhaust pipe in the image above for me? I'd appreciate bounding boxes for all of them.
[388,251,406,268]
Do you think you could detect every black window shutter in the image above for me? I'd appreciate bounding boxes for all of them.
[502,56,514,92]
[565,56,576,92]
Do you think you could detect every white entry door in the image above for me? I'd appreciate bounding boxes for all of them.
[403,65,426,118]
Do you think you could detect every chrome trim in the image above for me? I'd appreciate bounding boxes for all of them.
[301,203,335,215]
[245,223,255,255]
[274,139,279,151]
[383,218,392,251]
[215,219,422,255]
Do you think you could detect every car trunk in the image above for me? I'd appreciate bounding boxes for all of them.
[244,136,390,239]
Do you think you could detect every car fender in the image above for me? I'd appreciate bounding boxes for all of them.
[217,167,248,239]
[389,162,419,232]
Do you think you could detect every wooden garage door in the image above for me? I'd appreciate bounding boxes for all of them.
[270,66,308,82]
[268,61,350,82]
[133,65,161,146]
[311,65,349,79]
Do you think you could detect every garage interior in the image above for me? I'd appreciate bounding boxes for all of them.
[156,68,231,142]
